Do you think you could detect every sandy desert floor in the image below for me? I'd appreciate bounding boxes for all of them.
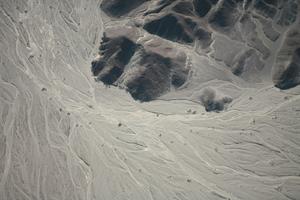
[0,0,300,200]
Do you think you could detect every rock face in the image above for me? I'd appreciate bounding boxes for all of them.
[199,87,232,112]
[92,28,189,102]
[273,28,300,89]
[275,48,300,89]
[143,12,212,47]
[120,49,185,101]
[100,0,149,17]
[92,35,137,85]
[96,0,300,105]
[144,13,195,44]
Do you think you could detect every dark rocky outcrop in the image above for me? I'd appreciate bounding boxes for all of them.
[143,14,195,44]
[96,0,300,105]
[143,13,212,45]
[92,34,137,85]
[254,0,277,19]
[100,0,149,17]
[92,31,189,102]
[208,0,239,31]
[172,1,194,16]
[199,87,232,112]
[273,28,300,90]
[124,50,176,101]
[277,0,298,26]
[144,0,174,15]
[274,48,300,89]
[193,0,212,17]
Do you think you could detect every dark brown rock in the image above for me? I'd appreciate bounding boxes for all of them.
[100,0,149,17]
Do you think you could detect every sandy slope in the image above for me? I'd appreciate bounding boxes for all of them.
[0,0,300,200]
